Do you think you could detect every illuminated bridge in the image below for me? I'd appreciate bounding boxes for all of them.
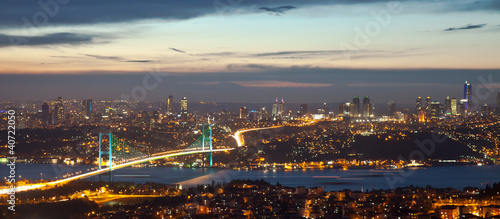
[0,124,233,194]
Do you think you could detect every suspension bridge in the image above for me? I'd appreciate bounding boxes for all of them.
[0,124,233,194]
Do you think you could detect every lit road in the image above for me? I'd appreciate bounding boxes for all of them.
[0,148,232,195]
[232,121,316,147]
[232,125,284,147]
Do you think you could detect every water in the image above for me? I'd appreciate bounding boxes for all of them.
[10,164,500,191]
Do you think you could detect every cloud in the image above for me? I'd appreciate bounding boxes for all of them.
[444,23,487,31]
[81,53,123,61]
[232,80,333,88]
[169,47,186,53]
[2,0,497,29]
[178,82,220,85]
[253,50,343,57]
[0,32,94,47]
[346,83,450,88]
[259,5,297,14]
[125,60,153,63]
[226,64,278,70]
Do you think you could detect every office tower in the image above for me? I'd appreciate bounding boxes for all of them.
[464,81,471,112]
[55,97,64,123]
[338,103,345,117]
[457,101,465,115]
[429,101,441,120]
[41,102,49,124]
[451,98,457,115]
[298,104,308,118]
[424,97,432,112]
[85,98,93,118]
[352,96,360,117]
[322,103,329,114]
[445,96,452,115]
[272,98,285,118]
[166,95,174,114]
[388,100,395,116]
[371,100,375,117]
[418,109,427,123]
[362,96,370,118]
[240,106,248,120]
[482,103,490,114]
[496,90,500,115]
[344,102,351,116]
[180,96,188,121]
[272,98,278,118]
[416,96,423,111]
[279,98,285,117]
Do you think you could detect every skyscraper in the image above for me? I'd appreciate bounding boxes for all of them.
[272,98,279,118]
[278,98,285,117]
[322,102,329,117]
[464,81,471,112]
[180,96,188,121]
[272,98,285,118]
[445,96,452,115]
[424,97,432,112]
[451,98,457,115]
[166,95,174,114]
[298,104,308,118]
[240,106,248,120]
[41,102,49,124]
[85,99,93,119]
[55,97,64,123]
[352,96,360,117]
[416,96,423,112]
[496,90,500,115]
[430,101,441,120]
[388,100,395,116]
[362,96,370,118]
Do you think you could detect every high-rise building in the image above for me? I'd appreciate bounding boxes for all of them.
[362,96,370,118]
[496,90,500,115]
[451,98,457,115]
[464,81,471,112]
[240,106,248,120]
[41,103,49,124]
[481,103,490,114]
[166,95,174,114]
[429,101,441,120]
[388,100,395,116]
[416,96,423,111]
[272,98,285,118]
[445,96,452,115]
[298,104,308,118]
[55,97,64,123]
[352,96,360,117]
[279,98,285,117]
[180,96,188,121]
[339,102,351,117]
[85,99,93,118]
[323,102,329,113]
[424,97,432,112]
[338,103,345,117]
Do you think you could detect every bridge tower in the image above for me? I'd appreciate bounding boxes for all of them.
[98,133,113,171]
[201,124,213,167]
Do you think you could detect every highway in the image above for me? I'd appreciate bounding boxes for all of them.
[233,125,284,147]
[0,148,232,195]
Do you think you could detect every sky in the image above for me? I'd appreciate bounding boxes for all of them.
[0,0,499,103]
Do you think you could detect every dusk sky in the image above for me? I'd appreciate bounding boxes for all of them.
[1,0,499,103]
